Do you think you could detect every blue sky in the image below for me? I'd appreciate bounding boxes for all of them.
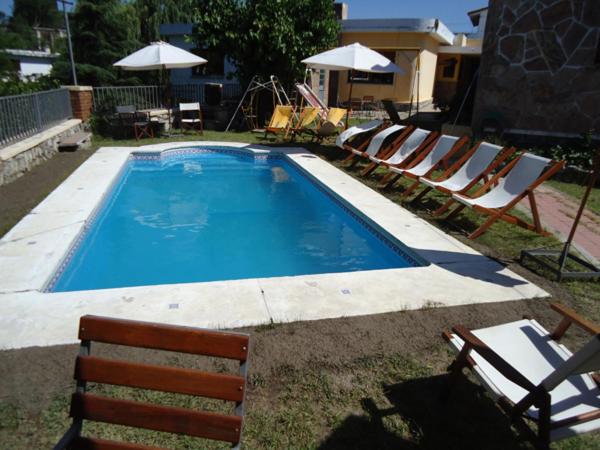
[1,0,487,33]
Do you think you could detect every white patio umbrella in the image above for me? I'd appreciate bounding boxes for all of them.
[114,41,207,71]
[302,42,404,126]
[114,41,207,134]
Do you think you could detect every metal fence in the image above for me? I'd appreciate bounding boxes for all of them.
[92,83,243,112]
[0,88,73,148]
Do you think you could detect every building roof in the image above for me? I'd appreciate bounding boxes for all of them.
[340,18,454,45]
[467,7,488,26]
[3,49,59,59]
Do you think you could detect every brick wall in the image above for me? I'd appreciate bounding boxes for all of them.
[67,86,93,121]
[472,0,600,142]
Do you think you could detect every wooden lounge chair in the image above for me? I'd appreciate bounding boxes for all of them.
[411,142,514,215]
[309,107,347,142]
[377,134,470,190]
[289,106,320,140]
[341,124,414,167]
[54,315,250,450]
[446,152,565,239]
[335,119,385,150]
[116,105,154,141]
[179,102,204,134]
[443,303,600,450]
[360,128,439,177]
[260,105,295,139]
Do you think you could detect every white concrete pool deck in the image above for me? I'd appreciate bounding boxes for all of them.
[0,142,549,349]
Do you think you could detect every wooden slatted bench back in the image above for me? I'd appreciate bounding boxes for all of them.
[55,315,250,450]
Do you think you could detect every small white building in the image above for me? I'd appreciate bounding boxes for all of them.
[3,49,59,79]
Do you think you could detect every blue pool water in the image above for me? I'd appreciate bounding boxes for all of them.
[51,148,421,292]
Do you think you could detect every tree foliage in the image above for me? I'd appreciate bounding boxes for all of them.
[11,0,62,29]
[52,0,141,86]
[0,0,63,51]
[192,0,339,87]
[133,0,196,44]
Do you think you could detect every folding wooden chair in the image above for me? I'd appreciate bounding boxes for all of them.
[410,142,515,215]
[309,107,347,143]
[341,124,413,167]
[116,105,154,141]
[54,315,250,450]
[446,153,565,239]
[360,128,439,177]
[377,134,470,190]
[288,106,320,140]
[335,119,386,152]
[443,303,600,450]
[179,102,204,134]
[262,105,295,139]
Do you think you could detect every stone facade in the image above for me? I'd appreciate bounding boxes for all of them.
[472,0,600,140]
[0,120,85,186]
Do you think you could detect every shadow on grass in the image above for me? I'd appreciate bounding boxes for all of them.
[318,374,525,450]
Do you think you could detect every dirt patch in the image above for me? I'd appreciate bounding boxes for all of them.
[0,297,587,414]
[0,146,97,237]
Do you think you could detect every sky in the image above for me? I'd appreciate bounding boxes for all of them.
[0,0,487,33]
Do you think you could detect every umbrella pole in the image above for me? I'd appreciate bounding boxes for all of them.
[346,70,354,129]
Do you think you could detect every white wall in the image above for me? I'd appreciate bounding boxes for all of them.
[18,57,54,78]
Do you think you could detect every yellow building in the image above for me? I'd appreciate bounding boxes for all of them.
[331,8,487,111]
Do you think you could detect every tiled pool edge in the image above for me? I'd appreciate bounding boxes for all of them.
[0,142,550,350]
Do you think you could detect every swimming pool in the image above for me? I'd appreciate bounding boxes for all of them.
[50,147,422,292]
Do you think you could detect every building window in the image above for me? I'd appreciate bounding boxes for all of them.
[436,55,460,81]
[191,48,225,77]
[442,58,458,78]
[318,69,326,101]
[348,50,396,85]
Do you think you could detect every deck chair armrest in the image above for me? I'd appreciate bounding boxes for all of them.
[550,303,600,340]
[452,325,538,392]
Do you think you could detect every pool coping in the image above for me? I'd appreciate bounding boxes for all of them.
[0,142,549,349]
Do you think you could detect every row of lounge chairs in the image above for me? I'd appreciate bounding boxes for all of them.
[260,105,347,142]
[337,120,565,239]
[54,302,600,450]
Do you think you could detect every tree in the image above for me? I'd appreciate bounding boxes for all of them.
[52,0,141,86]
[11,0,62,28]
[192,0,339,87]
[133,0,196,44]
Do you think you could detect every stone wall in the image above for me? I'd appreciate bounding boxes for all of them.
[0,120,84,186]
[472,0,600,141]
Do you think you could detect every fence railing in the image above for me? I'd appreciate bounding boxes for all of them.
[92,83,243,112]
[0,88,73,148]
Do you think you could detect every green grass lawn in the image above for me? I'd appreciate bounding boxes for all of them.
[1,130,600,449]
[547,179,600,216]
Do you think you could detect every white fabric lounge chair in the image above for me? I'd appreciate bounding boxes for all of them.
[335,119,383,148]
[369,128,431,165]
[444,302,600,450]
[447,152,564,239]
[411,141,512,215]
[357,124,406,157]
[378,135,469,191]
[360,128,437,177]
[420,142,505,193]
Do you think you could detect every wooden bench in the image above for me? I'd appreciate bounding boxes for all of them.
[58,131,92,152]
[54,315,250,450]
